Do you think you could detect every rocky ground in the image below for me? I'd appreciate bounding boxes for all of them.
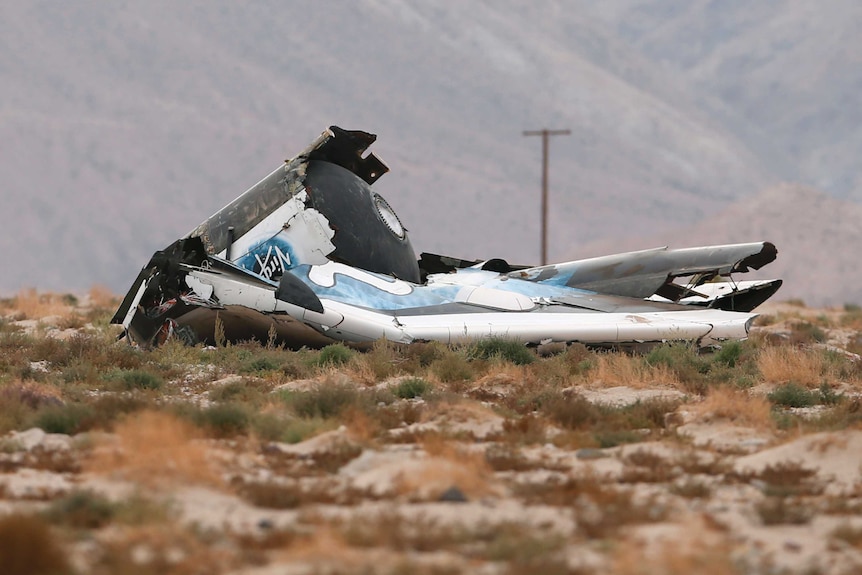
[2,291,862,574]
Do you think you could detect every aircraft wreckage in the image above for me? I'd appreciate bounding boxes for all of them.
[112,126,782,349]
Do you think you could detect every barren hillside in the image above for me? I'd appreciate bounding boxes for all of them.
[569,184,862,307]
[2,1,861,299]
[3,292,862,573]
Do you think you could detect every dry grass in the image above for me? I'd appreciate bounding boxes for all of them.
[757,346,825,387]
[275,525,397,572]
[0,513,72,575]
[86,410,222,488]
[693,386,774,429]
[88,284,119,310]
[8,291,862,573]
[613,529,738,575]
[592,353,680,389]
[6,288,75,320]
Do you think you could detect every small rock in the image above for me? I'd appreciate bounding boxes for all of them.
[575,448,605,460]
[783,540,802,552]
[258,519,274,530]
[10,428,46,451]
[438,485,468,503]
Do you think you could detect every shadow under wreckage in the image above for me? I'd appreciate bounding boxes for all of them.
[112,126,781,350]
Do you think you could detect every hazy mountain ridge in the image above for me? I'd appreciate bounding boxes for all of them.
[570,184,862,307]
[1,1,858,305]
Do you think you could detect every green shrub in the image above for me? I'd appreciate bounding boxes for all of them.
[546,393,599,430]
[819,383,844,406]
[789,321,827,344]
[646,342,709,384]
[44,490,115,529]
[32,403,94,435]
[283,382,359,419]
[194,403,251,438]
[469,337,535,365]
[239,354,282,374]
[430,352,474,383]
[714,340,743,368]
[393,377,432,399]
[768,383,818,408]
[312,344,356,368]
[208,379,268,405]
[110,369,164,391]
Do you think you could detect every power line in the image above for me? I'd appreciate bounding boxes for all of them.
[523,129,570,265]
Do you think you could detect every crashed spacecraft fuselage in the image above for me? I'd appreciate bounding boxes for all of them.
[112,126,782,349]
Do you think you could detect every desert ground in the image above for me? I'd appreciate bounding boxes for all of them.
[2,289,862,574]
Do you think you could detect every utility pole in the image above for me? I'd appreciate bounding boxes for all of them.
[523,128,570,265]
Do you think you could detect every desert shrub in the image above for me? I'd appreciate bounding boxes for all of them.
[199,402,251,438]
[31,402,94,435]
[469,337,535,365]
[525,354,577,387]
[99,392,153,418]
[22,394,149,436]
[312,344,356,368]
[0,333,34,376]
[401,341,445,370]
[788,321,827,344]
[0,513,72,575]
[635,399,678,429]
[713,340,743,368]
[394,377,432,399]
[107,369,164,391]
[354,340,401,381]
[371,401,424,430]
[61,359,100,384]
[756,497,813,525]
[840,304,862,330]
[818,383,844,405]
[670,478,712,498]
[0,389,39,435]
[279,416,338,444]
[542,390,678,448]
[545,393,600,430]
[208,378,269,406]
[757,345,824,387]
[694,386,774,429]
[806,397,862,432]
[430,351,474,384]
[768,383,818,408]
[646,342,709,387]
[498,414,548,445]
[480,523,566,567]
[239,355,282,374]
[310,440,363,473]
[248,412,287,442]
[44,490,115,529]
[283,381,359,419]
[754,461,823,497]
[236,480,303,509]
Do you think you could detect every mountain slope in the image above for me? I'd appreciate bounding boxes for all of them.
[2,1,859,298]
[569,184,862,307]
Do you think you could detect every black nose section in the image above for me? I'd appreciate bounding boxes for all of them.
[304,160,421,284]
[276,271,324,313]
